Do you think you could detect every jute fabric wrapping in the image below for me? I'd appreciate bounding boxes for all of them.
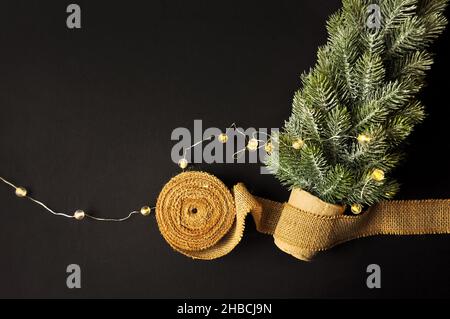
[156,172,450,260]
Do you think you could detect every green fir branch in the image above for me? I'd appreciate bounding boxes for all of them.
[267,0,448,206]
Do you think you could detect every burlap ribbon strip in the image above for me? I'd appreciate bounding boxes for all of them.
[156,172,450,261]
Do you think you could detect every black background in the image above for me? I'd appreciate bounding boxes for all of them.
[0,0,449,299]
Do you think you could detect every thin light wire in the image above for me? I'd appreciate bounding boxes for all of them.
[182,135,214,159]
[0,175,150,222]
[86,210,153,222]
[230,123,247,138]
[27,196,74,219]
[0,176,17,189]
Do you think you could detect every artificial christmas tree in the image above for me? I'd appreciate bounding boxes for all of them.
[266,0,448,211]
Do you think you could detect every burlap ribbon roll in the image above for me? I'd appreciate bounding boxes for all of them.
[156,171,450,261]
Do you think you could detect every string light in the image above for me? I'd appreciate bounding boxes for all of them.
[218,133,229,143]
[73,210,86,221]
[264,142,273,154]
[371,169,385,182]
[357,133,372,144]
[0,124,275,222]
[15,187,28,198]
[140,206,152,216]
[247,138,259,151]
[178,158,189,169]
[351,203,363,215]
[0,175,153,222]
[292,138,304,150]
[174,123,272,162]
[230,125,262,159]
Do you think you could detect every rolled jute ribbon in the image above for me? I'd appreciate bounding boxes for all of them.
[156,171,450,261]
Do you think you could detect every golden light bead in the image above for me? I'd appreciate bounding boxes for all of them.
[247,138,259,151]
[218,133,229,144]
[73,210,86,220]
[292,138,304,150]
[357,134,371,144]
[178,158,188,169]
[140,206,152,216]
[264,142,273,154]
[15,187,28,198]
[371,169,385,182]
[351,203,363,215]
